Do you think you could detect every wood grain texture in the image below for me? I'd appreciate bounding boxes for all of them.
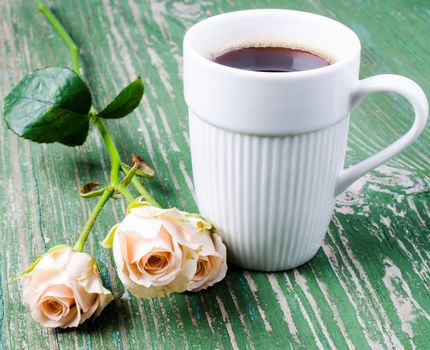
[0,0,429,349]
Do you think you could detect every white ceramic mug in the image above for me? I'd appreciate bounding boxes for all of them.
[183,9,428,271]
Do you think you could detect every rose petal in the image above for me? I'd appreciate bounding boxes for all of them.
[32,246,72,272]
[23,270,74,306]
[37,285,74,300]
[187,234,227,292]
[65,289,82,328]
[66,252,93,279]
[113,231,140,291]
[159,219,187,243]
[125,231,173,264]
[94,291,114,318]
[40,297,67,321]
[73,285,97,313]
[170,256,197,293]
[118,216,162,239]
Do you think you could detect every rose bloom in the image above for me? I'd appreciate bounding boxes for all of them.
[20,245,113,328]
[109,204,227,298]
[111,206,195,298]
[184,224,227,292]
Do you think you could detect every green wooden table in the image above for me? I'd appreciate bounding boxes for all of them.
[1,0,429,349]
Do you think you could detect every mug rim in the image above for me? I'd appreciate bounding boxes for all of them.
[184,9,361,80]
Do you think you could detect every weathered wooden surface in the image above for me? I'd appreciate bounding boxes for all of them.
[0,0,429,349]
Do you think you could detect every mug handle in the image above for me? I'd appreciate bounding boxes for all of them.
[335,74,428,196]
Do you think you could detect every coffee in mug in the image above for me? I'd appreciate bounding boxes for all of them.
[213,46,330,72]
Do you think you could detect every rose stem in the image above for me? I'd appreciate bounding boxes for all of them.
[120,163,160,207]
[36,0,160,206]
[36,0,161,250]
[73,188,114,252]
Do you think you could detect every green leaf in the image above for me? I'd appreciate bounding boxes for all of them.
[97,77,144,119]
[3,67,92,146]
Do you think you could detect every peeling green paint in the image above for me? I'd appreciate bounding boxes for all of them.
[0,0,429,348]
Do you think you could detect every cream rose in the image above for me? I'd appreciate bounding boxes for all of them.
[109,206,197,298]
[182,217,227,292]
[20,245,113,328]
[104,203,228,298]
